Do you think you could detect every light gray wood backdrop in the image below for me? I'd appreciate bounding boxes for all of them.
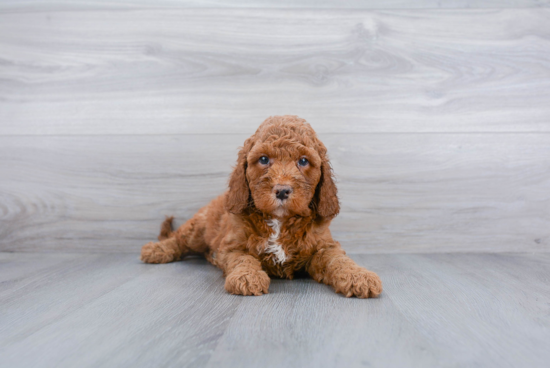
[0,1,549,253]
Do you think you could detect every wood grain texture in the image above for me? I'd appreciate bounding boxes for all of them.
[1,8,550,135]
[1,252,549,367]
[1,133,548,253]
[0,253,242,368]
[2,0,550,11]
[373,253,550,367]
[206,252,550,367]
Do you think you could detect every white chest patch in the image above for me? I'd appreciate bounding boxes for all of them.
[265,219,287,265]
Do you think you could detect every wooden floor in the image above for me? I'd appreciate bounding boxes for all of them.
[1,251,549,368]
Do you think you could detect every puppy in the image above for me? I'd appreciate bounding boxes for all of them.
[141,115,382,298]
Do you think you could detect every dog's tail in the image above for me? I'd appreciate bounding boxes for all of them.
[158,216,174,241]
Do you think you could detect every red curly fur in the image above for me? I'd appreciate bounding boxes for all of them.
[141,115,382,298]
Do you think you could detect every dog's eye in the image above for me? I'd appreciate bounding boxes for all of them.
[298,157,309,166]
[259,156,270,165]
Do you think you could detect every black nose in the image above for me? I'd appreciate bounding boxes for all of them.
[274,186,292,200]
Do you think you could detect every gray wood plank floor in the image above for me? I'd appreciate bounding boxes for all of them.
[1,252,549,368]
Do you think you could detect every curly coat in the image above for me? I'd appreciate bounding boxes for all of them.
[141,115,382,298]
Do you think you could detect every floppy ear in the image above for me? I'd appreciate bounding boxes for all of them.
[315,156,340,219]
[226,140,252,214]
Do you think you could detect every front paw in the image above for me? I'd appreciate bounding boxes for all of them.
[333,269,383,298]
[225,269,271,296]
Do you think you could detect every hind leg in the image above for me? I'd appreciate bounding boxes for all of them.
[141,213,208,264]
[141,237,184,264]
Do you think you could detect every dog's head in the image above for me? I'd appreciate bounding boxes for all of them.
[226,115,339,219]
